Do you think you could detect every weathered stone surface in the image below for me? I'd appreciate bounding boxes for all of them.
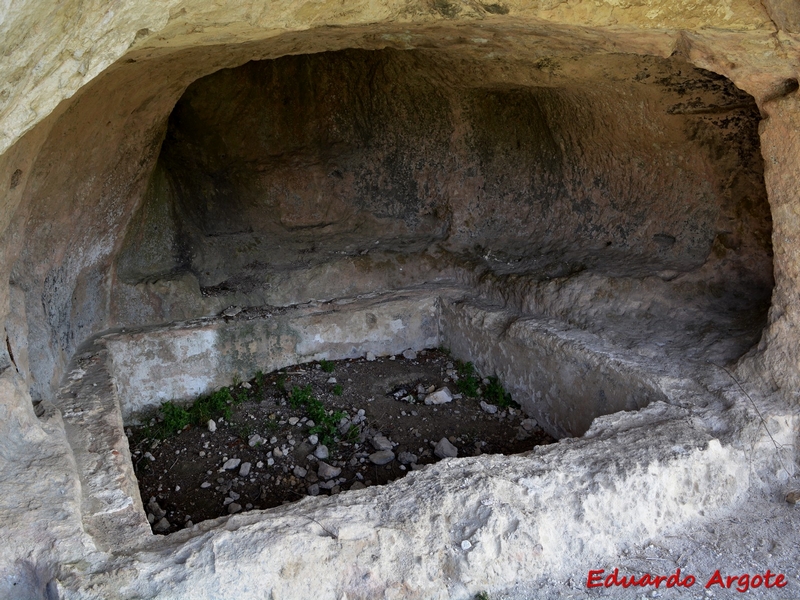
[0,1,799,598]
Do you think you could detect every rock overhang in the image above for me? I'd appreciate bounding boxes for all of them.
[0,3,799,598]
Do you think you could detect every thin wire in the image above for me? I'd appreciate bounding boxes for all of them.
[709,361,792,479]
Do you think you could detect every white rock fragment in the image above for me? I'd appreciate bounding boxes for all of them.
[461,540,472,550]
[402,348,417,360]
[369,450,395,465]
[222,305,241,317]
[314,445,329,460]
[366,351,376,361]
[200,482,211,489]
[308,434,319,445]
[327,377,337,384]
[248,434,263,447]
[424,387,453,405]
[434,437,458,458]
[397,451,418,465]
[521,419,538,432]
[207,419,217,433]
[480,400,498,414]
[293,466,308,478]
[222,458,241,470]
[317,461,341,480]
[288,417,299,426]
[371,434,393,451]
[239,462,251,477]
[153,518,170,533]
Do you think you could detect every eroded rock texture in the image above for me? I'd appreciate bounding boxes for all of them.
[0,1,798,598]
[113,50,772,344]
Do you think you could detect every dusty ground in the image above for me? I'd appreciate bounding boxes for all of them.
[128,348,554,533]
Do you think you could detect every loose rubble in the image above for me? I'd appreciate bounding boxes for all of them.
[128,349,554,534]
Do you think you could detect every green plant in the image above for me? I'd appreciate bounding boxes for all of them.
[455,361,480,397]
[255,370,265,390]
[192,387,234,423]
[475,592,490,600]
[275,373,287,394]
[319,359,335,373]
[332,383,344,396]
[235,421,255,441]
[158,401,191,436]
[289,385,315,408]
[232,373,242,387]
[286,385,344,445]
[484,376,517,408]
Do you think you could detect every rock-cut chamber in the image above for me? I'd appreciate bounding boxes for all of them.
[107,48,773,439]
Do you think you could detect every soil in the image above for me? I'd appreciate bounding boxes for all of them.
[127,348,555,534]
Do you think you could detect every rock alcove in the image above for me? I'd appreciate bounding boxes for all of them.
[53,47,774,541]
[1,13,797,597]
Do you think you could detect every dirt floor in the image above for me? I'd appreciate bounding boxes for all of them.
[127,349,555,534]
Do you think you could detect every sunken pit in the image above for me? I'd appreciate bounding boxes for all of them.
[1,9,798,599]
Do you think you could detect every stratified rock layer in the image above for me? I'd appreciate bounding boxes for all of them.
[0,1,798,598]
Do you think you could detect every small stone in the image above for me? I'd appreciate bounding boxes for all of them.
[306,470,318,483]
[248,434,263,447]
[350,481,366,491]
[228,503,242,514]
[327,377,337,384]
[222,305,242,317]
[270,436,278,444]
[267,458,275,466]
[397,451,418,465]
[200,482,211,489]
[147,513,155,524]
[366,351,376,361]
[239,462,251,477]
[480,400,498,414]
[461,540,472,550]
[308,484,320,496]
[144,452,155,462]
[424,387,453,405]
[293,466,308,478]
[207,419,217,432]
[402,348,417,360]
[371,434,393,451]
[521,419,538,432]
[369,450,395,465]
[153,518,170,533]
[147,499,166,519]
[222,458,241,470]
[308,434,319,445]
[242,381,251,389]
[317,461,341,480]
[319,480,336,490]
[786,490,800,504]
[434,437,458,458]
[288,416,299,426]
[273,448,283,458]
[314,445,329,460]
